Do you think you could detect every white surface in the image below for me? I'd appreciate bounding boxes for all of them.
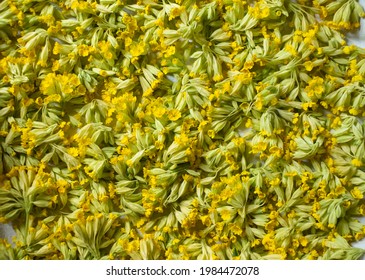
[347,0,365,255]
[1,260,365,279]
[347,0,365,47]
[0,223,15,244]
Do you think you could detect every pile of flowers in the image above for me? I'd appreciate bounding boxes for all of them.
[1,0,365,260]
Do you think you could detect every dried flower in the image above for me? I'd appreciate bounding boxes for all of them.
[1,0,365,260]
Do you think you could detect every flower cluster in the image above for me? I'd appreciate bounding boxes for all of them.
[1,0,365,260]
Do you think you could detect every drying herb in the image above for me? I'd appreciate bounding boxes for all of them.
[1,0,365,260]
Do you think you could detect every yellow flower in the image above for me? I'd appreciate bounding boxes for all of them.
[303,61,314,71]
[351,158,362,167]
[164,46,175,58]
[237,69,253,84]
[53,42,61,55]
[168,109,181,121]
[169,7,183,21]
[153,106,166,118]
[351,187,364,199]
[96,41,112,59]
[305,76,324,98]
[40,73,81,98]
[78,44,91,57]
[220,209,231,221]
[130,41,146,57]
